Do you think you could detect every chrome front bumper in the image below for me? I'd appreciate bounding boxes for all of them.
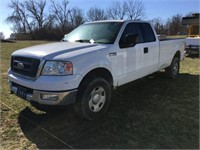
[9,81,77,106]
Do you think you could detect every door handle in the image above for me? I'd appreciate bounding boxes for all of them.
[109,52,117,57]
[144,47,148,53]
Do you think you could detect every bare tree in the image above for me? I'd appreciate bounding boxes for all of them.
[6,0,31,33]
[107,0,145,20]
[124,0,146,20]
[5,0,147,40]
[167,14,185,35]
[7,0,53,33]
[68,7,85,28]
[107,1,126,20]
[51,0,69,32]
[6,0,75,40]
[149,18,167,34]
[87,7,107,21]
[25,0,48,29]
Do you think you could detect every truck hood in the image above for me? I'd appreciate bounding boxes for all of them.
[12,42,109,60]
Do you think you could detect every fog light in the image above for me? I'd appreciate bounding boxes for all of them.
[41,94,59,101]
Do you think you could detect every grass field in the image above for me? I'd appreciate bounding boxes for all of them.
[0,41,199,149]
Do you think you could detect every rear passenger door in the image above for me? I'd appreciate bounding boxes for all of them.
[139,23,159,75]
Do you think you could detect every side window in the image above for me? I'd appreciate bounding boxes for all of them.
[119,23,143,47]
[140,23,156,42]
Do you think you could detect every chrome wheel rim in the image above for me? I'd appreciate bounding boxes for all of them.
[89,86,106,112]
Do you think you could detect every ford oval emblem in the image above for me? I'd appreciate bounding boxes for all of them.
[16,62,24,69]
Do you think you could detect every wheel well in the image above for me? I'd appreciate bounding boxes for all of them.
[79,68,113,88]
[174,51,180,60]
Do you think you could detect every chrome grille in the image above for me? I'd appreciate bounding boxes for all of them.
[11,56,40,78]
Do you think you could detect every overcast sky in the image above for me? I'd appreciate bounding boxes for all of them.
[0,0,199,38]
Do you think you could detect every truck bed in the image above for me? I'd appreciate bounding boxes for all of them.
[158,39,185,70]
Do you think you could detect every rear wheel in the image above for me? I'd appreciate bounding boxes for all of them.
[74,77,111,120]
[165,57,180,79]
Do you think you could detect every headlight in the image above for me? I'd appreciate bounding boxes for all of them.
[42,61,73,75]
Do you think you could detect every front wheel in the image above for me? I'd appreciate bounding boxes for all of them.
[74,77,111,120]
[165,57,180,79]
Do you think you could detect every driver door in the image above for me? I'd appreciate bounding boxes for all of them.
[118,23,144,85]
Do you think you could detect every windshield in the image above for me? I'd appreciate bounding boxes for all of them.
[63,22,123,44]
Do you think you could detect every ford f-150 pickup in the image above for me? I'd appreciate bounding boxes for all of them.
[8,20,185,120]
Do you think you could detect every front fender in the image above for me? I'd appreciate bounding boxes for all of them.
[74,55,113,77]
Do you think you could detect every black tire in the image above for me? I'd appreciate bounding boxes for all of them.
[165,57,180,79]
[74,77,111,120]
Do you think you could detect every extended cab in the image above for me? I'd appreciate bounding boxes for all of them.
[8,20,185,120]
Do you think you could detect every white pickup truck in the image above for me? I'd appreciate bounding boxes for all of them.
[8,20,185,120]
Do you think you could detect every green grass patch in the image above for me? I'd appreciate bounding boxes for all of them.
[0,41,199,149]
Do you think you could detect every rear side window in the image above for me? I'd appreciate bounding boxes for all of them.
[140,23,156,42]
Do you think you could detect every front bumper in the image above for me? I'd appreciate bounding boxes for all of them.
[9,81,77,106]
[8,69,83,91]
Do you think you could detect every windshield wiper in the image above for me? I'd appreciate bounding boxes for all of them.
[74,39,113,44]
[94,41,113,44]
[74,39,91,43]
[94,40,113,44]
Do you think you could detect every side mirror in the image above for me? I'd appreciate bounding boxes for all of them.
[120,34,138,48]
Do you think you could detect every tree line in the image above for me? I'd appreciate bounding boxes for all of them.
[6,0,188,40]
[150,14,188,36]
